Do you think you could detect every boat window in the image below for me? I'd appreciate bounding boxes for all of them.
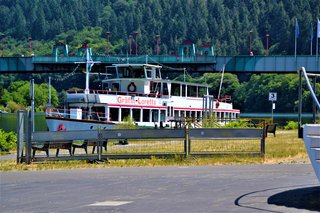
[191,111,196,118]
[145,68,152,79]
[181,111,186,118]
[118,67,134,78]
[92,107,105,120]
[160,110,166,122]
[155,68,161,79]
[121,108,130,121]
[109,108,119,121]
[182,85,186,97]
[143,109,150,122]
[187,85,197,97]
[174,110,179,119]
[132,109,140,122]
[133,68,145,78]
[106,66,117,79]
[197,111,201,119]
[102,82,109,90]
[152,110,158,122]
[162,83,169,95]
[171,83,180,96]
[198,87,207,97]
[112,83,119,91]
[150,81,160,94]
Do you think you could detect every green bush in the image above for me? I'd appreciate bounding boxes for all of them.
[224,120,250,128]
[0,129,17,152]
[284,121,298,130]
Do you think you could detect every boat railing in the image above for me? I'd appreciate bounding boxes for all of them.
[46,108,109,122]
[66,88,162,98]
[45,108,66,118]
[216,95,232,103]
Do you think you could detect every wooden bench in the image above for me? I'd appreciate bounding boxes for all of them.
[265,123,277,137]
[32,141,73,157]
[72,140,108,155]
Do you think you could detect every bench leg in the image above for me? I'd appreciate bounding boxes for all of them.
[56,149,59,157]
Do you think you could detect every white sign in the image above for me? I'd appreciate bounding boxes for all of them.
[269,92,277,101]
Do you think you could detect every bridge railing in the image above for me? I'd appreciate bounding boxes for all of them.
[32,55,216,64]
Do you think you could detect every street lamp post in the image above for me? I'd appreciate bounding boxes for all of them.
[266,32,269,56]
[129,35,132,56]
[134,32,139,55]
[2,33,4,57]
[156,34,160,55]
[249,31,253,55]
[106,32,110,56]
[28,37,33,56]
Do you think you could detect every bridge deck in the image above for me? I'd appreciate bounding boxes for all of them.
[0,55,319,73]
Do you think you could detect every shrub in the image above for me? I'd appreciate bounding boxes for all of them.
[284,121,298,130]
[0,129,17,152]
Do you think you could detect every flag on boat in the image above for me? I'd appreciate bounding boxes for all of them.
[295,18,300,38]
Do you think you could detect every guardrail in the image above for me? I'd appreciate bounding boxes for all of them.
[17,110,265,164]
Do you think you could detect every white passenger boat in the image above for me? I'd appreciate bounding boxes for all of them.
[45,50,240,131]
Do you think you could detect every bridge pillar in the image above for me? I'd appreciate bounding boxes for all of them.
[53,42,69,62]
[77,44,92,57]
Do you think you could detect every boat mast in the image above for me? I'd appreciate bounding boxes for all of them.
[85,48,91,94]
[217,64,225,99]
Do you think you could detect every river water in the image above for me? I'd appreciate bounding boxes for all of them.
[0,112,318,133]
[0,112,48,132]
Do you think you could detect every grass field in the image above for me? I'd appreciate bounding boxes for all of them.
[0,130,309,171]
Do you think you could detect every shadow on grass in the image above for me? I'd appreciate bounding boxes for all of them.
[268,186,320,211]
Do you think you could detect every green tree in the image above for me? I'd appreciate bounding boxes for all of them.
[0,81,59,112]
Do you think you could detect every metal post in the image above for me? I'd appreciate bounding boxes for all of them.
[261,128,266,157]
[129,35,132,56]
[298,70,303,138]
[249,31,252,55]
[2,33,4,57]
[97,128,102,161]
[47,77,52,108]
[30,79,35,132]
[312,76,317,123]
[184,126,189,158]
[25,110,32,164]
[156,34,160,55]
[271,101,274,123]
[28,36,32,56]
[16,110,25,164]
[106,32,110,56]
[266,32,269,56]
[134,32,138,55]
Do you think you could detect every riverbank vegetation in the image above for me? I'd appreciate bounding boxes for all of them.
[1,1,319,114]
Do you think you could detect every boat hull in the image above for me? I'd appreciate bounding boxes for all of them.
[46,117,115,131]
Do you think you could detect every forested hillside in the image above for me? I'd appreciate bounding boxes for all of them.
[1,0,319,55]
[0,0,319,114]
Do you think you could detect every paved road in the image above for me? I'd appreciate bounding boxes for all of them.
[1,164,319,213]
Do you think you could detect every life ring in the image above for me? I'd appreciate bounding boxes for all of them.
[216,101,220,108]
[127,82,137,92]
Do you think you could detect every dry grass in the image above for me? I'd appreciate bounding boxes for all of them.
[0,130,309,171]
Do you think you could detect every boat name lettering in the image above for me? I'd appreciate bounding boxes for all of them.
[117,96,156,105]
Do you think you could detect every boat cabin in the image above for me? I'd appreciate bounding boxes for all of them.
[101,64,209,98]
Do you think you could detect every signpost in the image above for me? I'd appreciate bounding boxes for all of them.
[269,92,277,122]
